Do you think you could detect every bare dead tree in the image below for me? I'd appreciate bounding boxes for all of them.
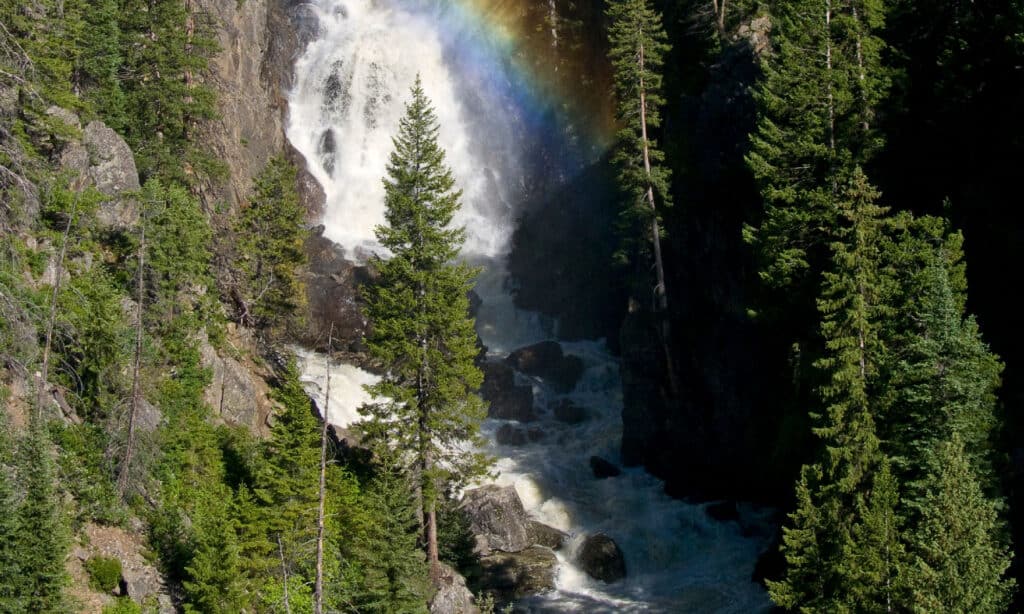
[118,218,145,496]
[277,534,292,614]
[36,193,78,417]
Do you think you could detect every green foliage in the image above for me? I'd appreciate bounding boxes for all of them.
[745,0,890,290]
[770,169,891,611]
[56,265,133,419]
[234,156,307,331]
[847,459,907,611]
[140,178,213,327]
[15,416,70,613]
[606,0,672,266]
[905,435,1014,613]
[117,0,220,184]
[882,249,1003,511]
[85,555,123,593]
[0,415,24,613]
[50,423,125,528]
[102,597,141,614]
[341,468,430,613]
[358,78,491,540]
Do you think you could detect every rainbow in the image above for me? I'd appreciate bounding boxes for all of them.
[398,0,617,154]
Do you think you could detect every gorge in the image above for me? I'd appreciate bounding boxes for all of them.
[285,0,771,610]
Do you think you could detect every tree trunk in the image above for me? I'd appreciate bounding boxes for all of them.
[118,222,145,496]
[637,32,679,397]
[314,325,333,614]
[851,4,871,135]
[277,534,291,614]
[426,499,440,579]
[37,197,78,417]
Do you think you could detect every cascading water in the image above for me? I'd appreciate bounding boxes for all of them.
[287,0,772,610]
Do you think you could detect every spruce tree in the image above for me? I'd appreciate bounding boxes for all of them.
[16,416,69,613]
[0,414,22,613]
[343,468,430,613]
[847,458,906,612]
[606,0,672,312]
[235,156,307,331]
[906,435,1014,613]
[358,76,490,575]
[769,169,890,611]
[745,0,888,290]
[883,253,1002,511]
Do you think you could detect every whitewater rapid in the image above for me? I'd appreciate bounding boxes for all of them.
[286,0,772,610]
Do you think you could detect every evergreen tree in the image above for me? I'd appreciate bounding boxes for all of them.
[358,77,490,574]
[343,468,430,613]
[745,0,888,290]
[769,169,890,611]
[142,178,213,327]
[883,253,1002,511]
[906,435,1014,612]
[16,416,69,613]
[234,156,307,331]
[0,413,23,613]
[117,0,219,183]
[847,458,906,612]
[254,364,325,585]
[606,0,672,312]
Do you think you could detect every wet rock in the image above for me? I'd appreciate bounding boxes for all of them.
[553,399,587,424]
[705,500,740,523]
[460,485,532,555]
[430,562,479,614]
[589,456,621,479]
[496,423,528,446]
[506,341,584,393]
[302,229,374,356]
[528,521,568,551]
[481,361,536,422]
[576,533,626,583]
[526,426,545,442]
[478,545,558,602]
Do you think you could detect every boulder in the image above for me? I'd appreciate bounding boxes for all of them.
[57,120,141,228]
[199,334,273,435]
[496,423,529,447]
[481,361,536,422]
[506,341,584,393]
[460,485,532,555]
[478,545,558,602]
[589,456,621,479]
[83,121,140,196]
[528,521,568,551]
[553,399,587,424]
[527,426,545,442]
[576,533,626,583]
[430,562,479,614]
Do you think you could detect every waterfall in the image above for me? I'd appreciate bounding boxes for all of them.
[286,0,772,610]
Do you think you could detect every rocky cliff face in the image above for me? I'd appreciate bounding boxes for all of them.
[194,0,294,211]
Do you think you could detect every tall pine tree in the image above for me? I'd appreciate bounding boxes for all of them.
[358,76,490,576]
[768,168,891,611]
[606,0,672,312]
[906,435,1014,612]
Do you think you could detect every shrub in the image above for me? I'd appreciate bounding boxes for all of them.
[85,555,123,593]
